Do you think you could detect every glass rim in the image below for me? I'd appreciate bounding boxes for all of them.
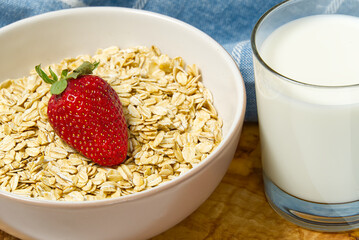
[250,0,359,89]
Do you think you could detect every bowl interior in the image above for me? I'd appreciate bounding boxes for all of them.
[0,7,245,201]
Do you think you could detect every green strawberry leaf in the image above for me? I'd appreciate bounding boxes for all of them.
[93,61,100,69]
[49,67,58,82]
[65,71,81,81]
[50,79,68,95]
[61,69,69,78]
[73,61,99,76]
[35,65,56,84]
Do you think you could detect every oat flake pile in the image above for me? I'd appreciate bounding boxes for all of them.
[0,46,222,201]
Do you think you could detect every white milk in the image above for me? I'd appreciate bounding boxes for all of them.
[255,14,359,203]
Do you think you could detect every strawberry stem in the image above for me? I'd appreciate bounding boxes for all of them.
[35,61,99,95]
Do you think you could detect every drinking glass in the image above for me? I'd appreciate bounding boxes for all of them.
[252,0,359,232]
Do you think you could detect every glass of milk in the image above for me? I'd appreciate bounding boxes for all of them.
[252,0,359,232]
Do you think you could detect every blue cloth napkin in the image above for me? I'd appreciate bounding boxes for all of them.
[0,0,284,122]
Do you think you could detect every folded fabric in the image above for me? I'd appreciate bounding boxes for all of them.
[0,0,283,121]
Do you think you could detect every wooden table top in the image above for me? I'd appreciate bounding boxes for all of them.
[1,122,358,240]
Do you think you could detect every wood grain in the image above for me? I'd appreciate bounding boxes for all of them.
[1,122,359,239]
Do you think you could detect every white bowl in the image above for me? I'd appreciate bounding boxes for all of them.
[0,7,246,240]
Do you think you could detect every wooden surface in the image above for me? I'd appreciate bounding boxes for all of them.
[1,122,359,240]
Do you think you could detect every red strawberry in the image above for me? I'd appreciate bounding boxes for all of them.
[35,61,128,166]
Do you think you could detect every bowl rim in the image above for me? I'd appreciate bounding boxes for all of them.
[0,6,246,207]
